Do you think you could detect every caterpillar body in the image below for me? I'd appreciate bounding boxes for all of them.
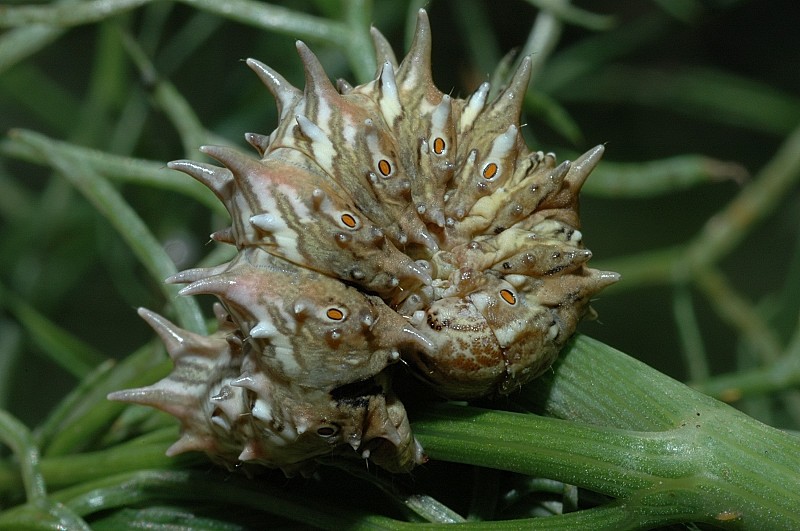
[109,9,618,475]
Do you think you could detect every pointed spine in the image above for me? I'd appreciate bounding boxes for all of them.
[200,145,263,184]
[246,58,301,120]
[168,159,234,204]
[245,132,271,157]
[296,40,340,106]
[566,144,605,192]
[460,82,490,131]
[486,55,532,124]
[395,9,433,92]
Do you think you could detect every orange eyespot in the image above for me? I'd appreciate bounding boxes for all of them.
[378,159,392,176]
[499,289,516,305]
[433,137,446,155]
[482,162,498,179]
[326,308,345,320]
[340,213,358,228]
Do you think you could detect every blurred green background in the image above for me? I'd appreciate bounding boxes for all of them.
[1,0,799,432]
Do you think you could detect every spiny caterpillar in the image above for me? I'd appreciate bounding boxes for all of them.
[109,9,619,475]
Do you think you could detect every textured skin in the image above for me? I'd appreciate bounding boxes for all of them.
[109,9,618,475]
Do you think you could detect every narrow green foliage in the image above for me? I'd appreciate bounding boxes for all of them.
[1,0,799,529]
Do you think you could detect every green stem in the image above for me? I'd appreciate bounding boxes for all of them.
[0,410,47,507]
[54,470,396,529]
[414,404,693,497]
[0,136,225,216]
[694,267,784,364]
[683,122,800,274]
[3,336,798,528]
[523,0,616,31]
[41,349,170,456]
[8,128,206,335]
[118,28,211,157]
[582,154,748,198]
[0,25,64,75]
[0,0,150,27]
[0,0,352,77]
[511,335,800,528]
[521,0,564,85]
[593,122,800,293]
[671,284,710,381]
[342,0,376,84]
[0,0,348,48]
[591,246,681,292]
[0,282,106,379]
[0,438,183,496]
[415,402,800,528]
[692,356,800,403]
[323,458,466,523]
[176,0,349,47]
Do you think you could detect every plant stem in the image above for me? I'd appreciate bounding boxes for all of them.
[0,410,47,507]
[682,122,800,275]
[0,0,150,28]
[593,122,800,292]
[0,135,225,215]
[177,0,349,47]
[8,128,207,335]
[503,335,800,528]
[342,0,377,84]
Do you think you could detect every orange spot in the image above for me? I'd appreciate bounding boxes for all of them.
[482,162,498,179]
[340,213,358,228]
[378,159,392,176]
[326,308,345,320]
[433,137,446,155]
[500,289,516,305]
[719,388,742,403]
[715,511,741,522]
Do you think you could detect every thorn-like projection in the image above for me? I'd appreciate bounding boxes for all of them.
[166,434,214,457]
[136,307,202,359]
[539,145,606,213]
[296,41,340,105]
[396,9,434,92]
[486,55,532,124]
[200,145,263,185]
[566,144,605,192]
[210,227,236,244]
[166,263,228,285]
[245,132,270,156]
[460,82,490,131]
[378,61,402,124]
[168,160,234,203]
[178,274,235,298]
[336,78,354,94]
[246,58,302,120]
[295,114,327,143]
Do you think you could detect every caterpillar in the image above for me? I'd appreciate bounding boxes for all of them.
[109,9,618,476]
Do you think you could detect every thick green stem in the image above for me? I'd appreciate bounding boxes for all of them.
[507,335,800,528]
